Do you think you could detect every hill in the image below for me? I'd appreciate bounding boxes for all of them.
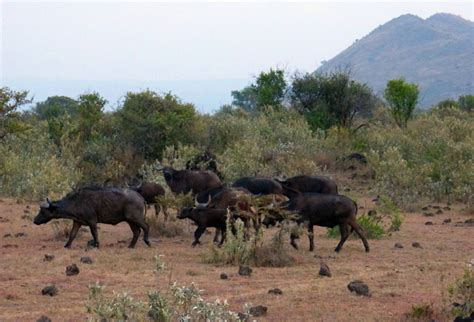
[317,13,474,107]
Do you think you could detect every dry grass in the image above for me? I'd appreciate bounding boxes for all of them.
[0,197,473,321]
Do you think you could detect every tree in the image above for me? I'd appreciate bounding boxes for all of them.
[290,71,377,130]
[436,99,459,109]
[34,96,78,120]
[115,90,199,160]
[384,78,419,128]
[231,68,287,112]
[458,95,474,112]
[0,87,32,140]
[76,92,107,141]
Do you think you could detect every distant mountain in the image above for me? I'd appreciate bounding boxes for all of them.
[317,13,474,107]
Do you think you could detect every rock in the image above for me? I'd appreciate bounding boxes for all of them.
[425,221,433,225]
[443,218,452,224]
[432,205,440,209]
[421,206,428,211]
[423,212,434,217]
[443,206,451,210]
[249,305,268,317]
[347,280,370,297]
[3,244,18,248]
[464,218,474,226]
[436,209,443,214]
[65,264,80,276]
[220,273,228,280]
[0,217,9,223]
[268,288,283,295]
[412,242,422,248]
[394,243,404,249]
[43,254,55,262]
[238,265,252,276]
[368,210,377,217]
[3,233,12,237]
[237,312,248,321]
[41,285,58,296]
[14,232,27,237]
[319,262,332,277]
[37,316,52,322]
[80,256,93,264]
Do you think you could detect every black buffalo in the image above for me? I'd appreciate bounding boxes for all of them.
[263,193,369,253]
[277,175,338,195]
[232,176,284,195]
[130,182,169,220]
[33,187,150,249]
[163,167,221,195]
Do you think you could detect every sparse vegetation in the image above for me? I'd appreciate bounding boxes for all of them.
[448,261,474,318]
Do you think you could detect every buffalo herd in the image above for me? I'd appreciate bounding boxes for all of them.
[34,166,370,253]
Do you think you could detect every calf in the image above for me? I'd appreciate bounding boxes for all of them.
[177,207,230,246]
[131,182,169,220]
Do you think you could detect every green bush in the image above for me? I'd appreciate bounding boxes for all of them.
[327,215,386,239]
[408,303,434,319]
[449,263,474,318]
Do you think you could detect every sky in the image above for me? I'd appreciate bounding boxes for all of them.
[1,1,473,112]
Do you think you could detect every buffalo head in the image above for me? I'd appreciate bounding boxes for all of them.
[33,198,59,225]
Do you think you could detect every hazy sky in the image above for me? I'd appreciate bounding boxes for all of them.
[2,1,473,82]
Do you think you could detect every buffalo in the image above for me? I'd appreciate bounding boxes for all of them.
[33,187,150,249]
[277,175,338,195]
[177,207,229,246]
[263,193,369,253]
[232,176,284,195]
[130,182,169,220]
[163,167,221,195]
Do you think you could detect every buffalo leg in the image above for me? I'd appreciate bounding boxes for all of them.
[335,224,350,252]
[64,221,81,248]
[290,232,299,249]
[127,222,141,248]
[349,221,370,252]
[89,223,100,248]
[213,229,221,244]
[218,228,226,247]
[134,219,150,247]
[162,205,169,221]
[307,225,315,252]
[192,226,206,246]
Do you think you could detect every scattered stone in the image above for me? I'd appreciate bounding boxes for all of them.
[464,218,474,226]
[344,187,351,192]
[347,280,370,297]
[432,205,440,209]
[65,264,80,276]
[23,209,30,214]
[80,256,93,264]
[319,262,332,277]
[41,285,58,297]
[443,218,452,224]
[425,221,433,225]
[37,316,52,322]
[268,288,283,295]
[394,243,404,249]
[367,210,377,217]
[0,217,9,223]
[21,215,30,220]
[220,273,228,280]
[26,205,30,209]
[238,265,252,276]
[3,233,12,237]
[412,242,422,248]
[43,254,55,262]
[14,232,27,238]
[436,209,443,215]
[237,312,248,321]
[372,196,379,202]
[443,206,451,211]
[421,206,429,211]
[423,212,434,217]
[3,244,18,248]
[249,305,268,317]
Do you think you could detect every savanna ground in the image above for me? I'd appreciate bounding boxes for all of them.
[0,194,472,321]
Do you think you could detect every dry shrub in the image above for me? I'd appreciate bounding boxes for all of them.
[253,228,295,267]
[147,215,188,238]
[50,220,72,240]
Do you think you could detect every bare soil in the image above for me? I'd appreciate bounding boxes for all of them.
[0,197,472,321]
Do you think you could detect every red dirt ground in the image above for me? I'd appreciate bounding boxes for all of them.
[0,197,472,321]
